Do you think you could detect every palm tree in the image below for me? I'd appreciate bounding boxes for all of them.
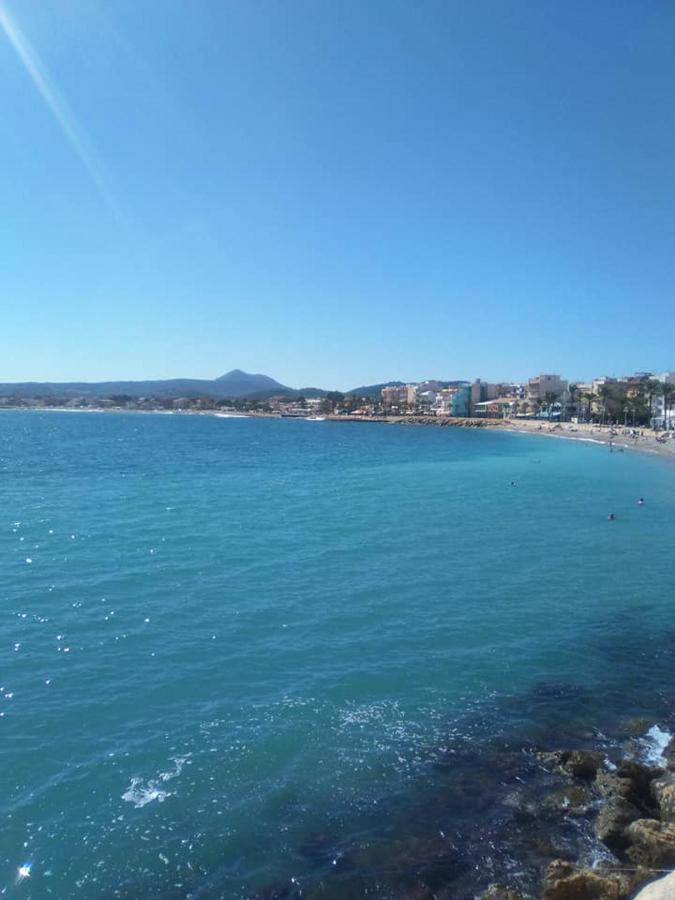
[644,379,661,424]
[597,384,613,426]
[654,382,675,428]
[664,384,675,428]
[541,391,558,419]
[565,384,578,422]
[581,391,594,423]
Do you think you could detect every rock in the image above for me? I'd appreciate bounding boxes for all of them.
[541,859,627,899]
[614,760,663,809]
[596,761,662,816]
[480,884,523,900]
[537,751,569,770]
[625,818,675,867]
[595,770,635,802]
[545,860,574,882]
[536,750,604,778]
[664,736,675,771]
[543,785,593,816]
[617,717,656,737]
[633,872,675,899]
[402,886,434,900]
[594,797,642,852]
[652,772,675,823]
[564,750,605,778]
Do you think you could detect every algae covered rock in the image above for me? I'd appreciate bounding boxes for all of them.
[664,736,675,771]
[595,770,635,802]
[652,772,675,823]
[479,884,524,900]
[593,797,641,852]
[543,784,593,816]
[541,859,626,899]
[625,818,675,867]
[536,749,604,779]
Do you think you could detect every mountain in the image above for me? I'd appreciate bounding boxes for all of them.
[0,370,324,400]
[212,369,293,396]
[345,379,468,398]
[345,381,405,398]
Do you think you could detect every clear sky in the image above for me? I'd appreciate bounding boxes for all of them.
[1,0,674,390]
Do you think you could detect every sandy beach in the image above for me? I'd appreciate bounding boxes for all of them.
[498,417,675,459]
[323,412,675,460]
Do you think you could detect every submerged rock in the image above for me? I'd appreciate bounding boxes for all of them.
[616,717,656,737]
[536,750,604,779]
[543,785,594,816]
[479,884,524,899]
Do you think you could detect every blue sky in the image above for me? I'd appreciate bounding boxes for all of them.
[1,0,674,390]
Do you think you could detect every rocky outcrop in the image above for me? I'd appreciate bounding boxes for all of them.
[541,859,628,899]
[625,818,675,867]
[531,738,675,898]
[536,750,605,779]
[652,772,675,824]
[594,797,642,852]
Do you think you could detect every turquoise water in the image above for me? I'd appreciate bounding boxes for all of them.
[1,411,675,898]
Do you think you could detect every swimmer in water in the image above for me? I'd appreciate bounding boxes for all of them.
[638,497,645,505]
[608,513,616,520]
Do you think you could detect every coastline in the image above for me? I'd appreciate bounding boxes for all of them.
[3,405,675,897]
[3,405,674,459]
[321,413,675,460]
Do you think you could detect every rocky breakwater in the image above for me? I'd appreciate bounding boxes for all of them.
[512,736,675,900]
[395,416,505,428]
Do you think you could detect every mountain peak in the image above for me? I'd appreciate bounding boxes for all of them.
[216,368,248,381]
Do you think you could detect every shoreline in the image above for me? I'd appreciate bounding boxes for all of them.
[321,413,675,460]
[3,405,674,459]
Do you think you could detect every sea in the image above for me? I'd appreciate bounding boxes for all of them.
[1,410,675,899]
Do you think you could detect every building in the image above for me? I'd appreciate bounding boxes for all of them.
[469,379,499,415]
[473,397,516,418]
[381,384,417,410]
[526,374,568,405]
[434,384,470,416]
[651,372,675,428]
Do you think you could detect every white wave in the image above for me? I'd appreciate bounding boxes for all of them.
[121,778,170,808]
[640,725,672,766]
[121,755,190,808]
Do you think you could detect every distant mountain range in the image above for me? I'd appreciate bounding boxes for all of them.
[0,370,460,401]
[0,369,324,400]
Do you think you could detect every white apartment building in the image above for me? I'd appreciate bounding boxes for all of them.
[651,372,675,427]
[527,374,568,404]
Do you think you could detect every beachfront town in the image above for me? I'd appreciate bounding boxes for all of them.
[2,371,674,429]
[273,371,675,429]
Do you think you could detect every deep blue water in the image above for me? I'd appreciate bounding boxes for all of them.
[1,411,675,898]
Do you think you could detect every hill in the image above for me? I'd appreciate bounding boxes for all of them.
[0,369,324,400]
